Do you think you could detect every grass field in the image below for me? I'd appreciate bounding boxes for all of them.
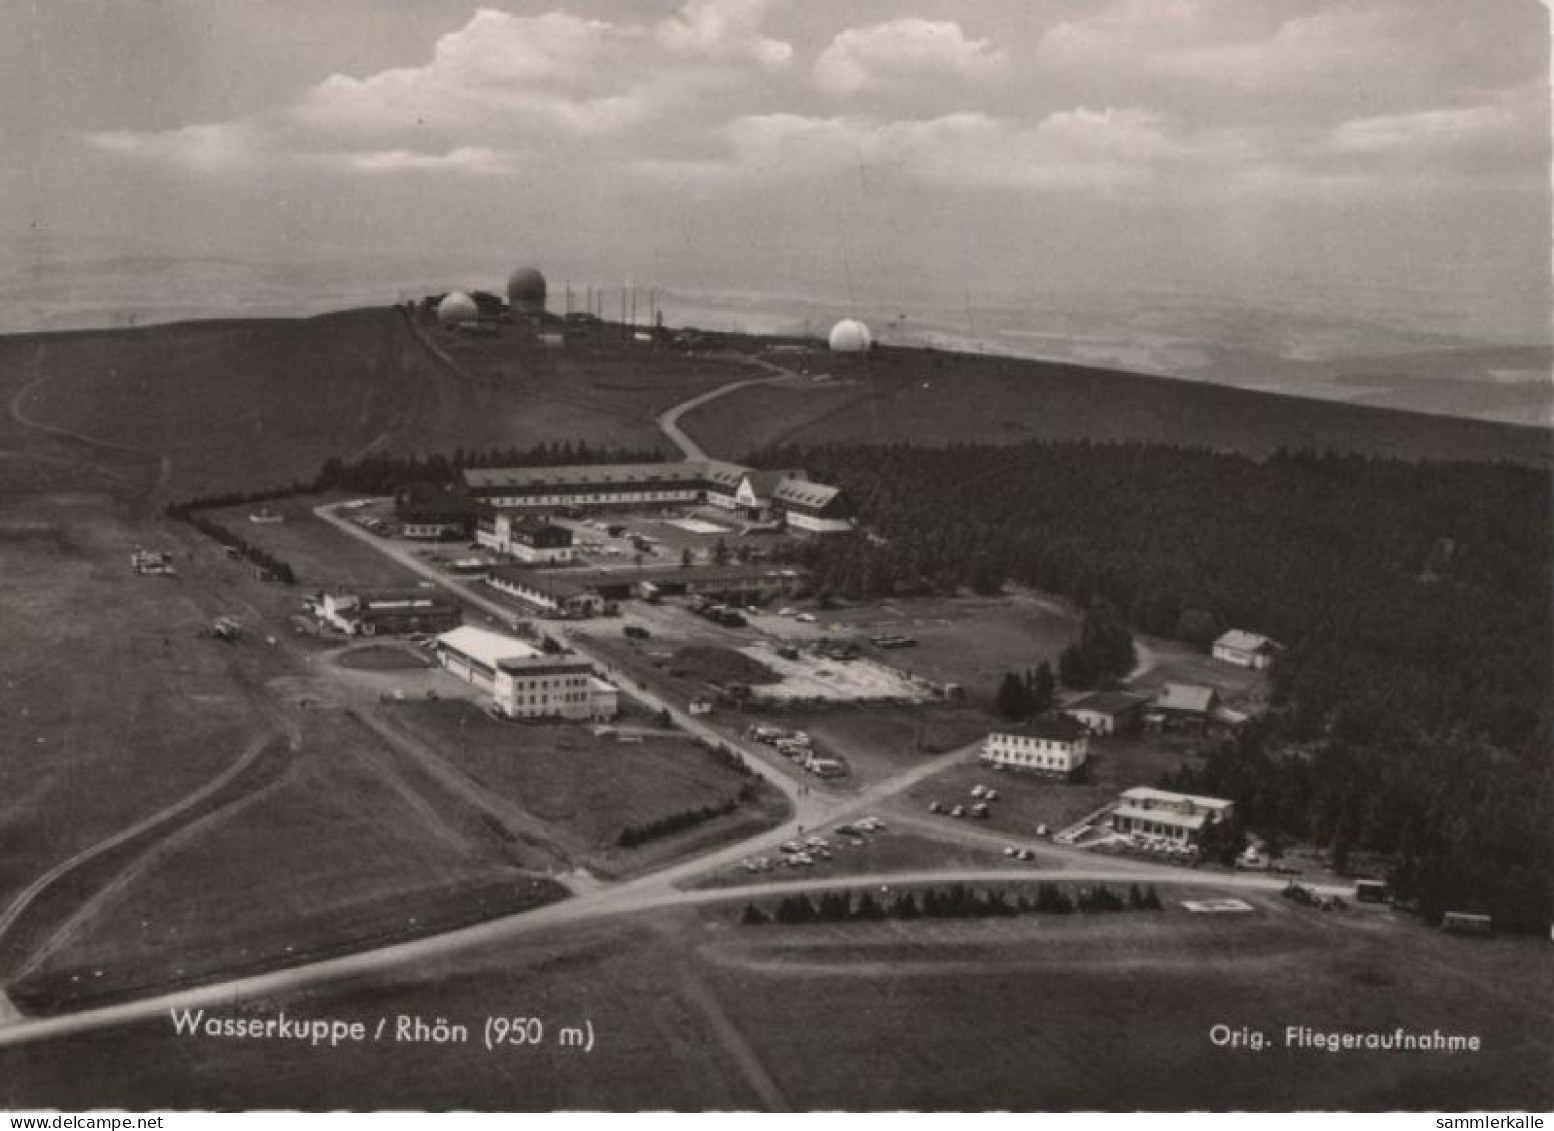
[9,709,565,1014]
[4,898,1548,1110]
[203,494,428,590]
[680,345,1554,467]
[0,495,277,909]
[385,698,787,877]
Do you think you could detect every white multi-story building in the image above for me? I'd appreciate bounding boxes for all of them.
[982,715,1091,775]
[493,656,618,721]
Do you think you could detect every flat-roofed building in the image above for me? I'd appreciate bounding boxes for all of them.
[982,714,1091,775]
[1110,786,1235,847]
[435,626,617,720]
[494,655,618,721]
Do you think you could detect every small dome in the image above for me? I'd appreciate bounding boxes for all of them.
[437,292,479,326]
[507,267,547,313]
[828,318,872,353]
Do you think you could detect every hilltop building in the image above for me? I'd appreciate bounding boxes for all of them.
[507,267,548,317]
[462,460,853,534]
[828,318,872,353]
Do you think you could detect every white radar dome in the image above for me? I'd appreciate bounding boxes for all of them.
[437,292,479,326]
[828,318,872,353]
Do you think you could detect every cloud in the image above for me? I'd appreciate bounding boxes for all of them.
[87,122,265,176]
[655,106,1255,195]
[85,1,793,179]
[813,19,1005,95]
[1034,0,1545,117]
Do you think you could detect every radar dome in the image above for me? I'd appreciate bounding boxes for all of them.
[507,267,547,315]
[436,292,479,326]
[828,318,872,354]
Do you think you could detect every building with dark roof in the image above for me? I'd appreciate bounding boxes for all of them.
[1064,690,1151,735]
[485,564,606,618]
[476,511,575,562]
[318,588,461,636]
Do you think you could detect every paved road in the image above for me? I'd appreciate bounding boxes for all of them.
[0,853,1347,1048]
[655,365,794,460]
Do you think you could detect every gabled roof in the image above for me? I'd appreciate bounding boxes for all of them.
[464,462,703,490]
[1156,682,1217,713]
[992,714,1090,743]
[1214,629,1281,654]
[742,469,790,499]
[773,477,843,510]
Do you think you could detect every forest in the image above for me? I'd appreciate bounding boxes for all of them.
[751,440,1552,930]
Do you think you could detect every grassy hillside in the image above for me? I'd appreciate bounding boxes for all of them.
[0,312,1545,509]
[682,345,1552,466]
[0,308,738,501]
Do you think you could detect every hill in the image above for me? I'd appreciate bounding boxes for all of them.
[0,311,1546,509]
[681,345,1552,467]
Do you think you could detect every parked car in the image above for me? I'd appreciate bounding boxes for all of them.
[951,805,966,818]
[928,801,944,814]
[796,613,817,623]
[970,785,987,799]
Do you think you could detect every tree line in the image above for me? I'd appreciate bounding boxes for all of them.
[741,882,1163,925]
[616,784,753,849]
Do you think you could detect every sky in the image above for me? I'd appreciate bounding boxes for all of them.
[1,0,1549,340]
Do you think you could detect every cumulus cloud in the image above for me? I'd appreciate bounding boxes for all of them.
[655,0,793,67]
[86,1,792,179]
[813,19,1005,95]
[83,0,1545,212]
